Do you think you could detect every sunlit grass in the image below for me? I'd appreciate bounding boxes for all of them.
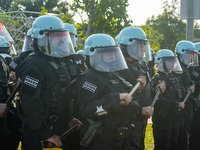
[17,142,21,150]
[145,124,154,150]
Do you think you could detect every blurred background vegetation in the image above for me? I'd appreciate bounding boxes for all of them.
[1,0,200,53]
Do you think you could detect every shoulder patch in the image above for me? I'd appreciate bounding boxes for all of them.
[9,61,18,69]
[192,70,199,78]
[82,81,97,93]
[24,75,39,88]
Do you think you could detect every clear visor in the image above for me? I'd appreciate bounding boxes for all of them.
[38,31,75,57]
[70,33,78,50]
[90,47,128,72]
[127,39,152,61]
[180,51,199,67]
[0,22,14,44]
[10,45,17,55]
[157,56,183,74]
[22,36,33,52]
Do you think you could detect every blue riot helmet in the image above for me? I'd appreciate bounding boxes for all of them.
[77,50,84,55]
[118,26,152,61]
[175,40,198,67]
[32,15,75,58]
[64,23,78,50]
[155,49,182,74]
[84,33,128,72]
[194,42,200,62]
[22,28,33,52]
[0,35,11,54]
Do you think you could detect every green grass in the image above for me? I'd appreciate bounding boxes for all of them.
[18,124,154,150]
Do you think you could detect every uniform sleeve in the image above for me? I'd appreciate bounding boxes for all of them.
[9,57,23,78]
[77,76,122,119]
[151,76,168,109]
[19,62,53,140]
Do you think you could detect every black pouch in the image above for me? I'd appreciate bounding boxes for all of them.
[116,127,128,142]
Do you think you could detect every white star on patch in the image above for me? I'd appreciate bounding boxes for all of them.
[75,60,82,65]
[24,75,39,88]
[82,81,97,93]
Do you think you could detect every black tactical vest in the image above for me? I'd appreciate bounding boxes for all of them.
[43,58,71,118]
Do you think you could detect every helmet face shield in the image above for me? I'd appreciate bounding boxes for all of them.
[22,36,33,52]
[89,47,128,72]
[127,39,152,61]
[70,33,78,50]
[180,50,199,67]
[38,31,75,57]
[0,22,14,44]
[157,56,183,74]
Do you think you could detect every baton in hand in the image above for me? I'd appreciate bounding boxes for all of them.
[41,124,79,148]
[182,89,192,103]
[6,81,21,104]
[60,124,79,140]
[143,81,165,120]
[120,82,141,106]
[178,89,192,111]
[150,81,165,108]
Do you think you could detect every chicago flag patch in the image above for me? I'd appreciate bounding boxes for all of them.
[9,61,18,69]
[24,75,39,88]
[82,81,97,93]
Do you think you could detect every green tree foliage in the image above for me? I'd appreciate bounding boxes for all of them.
[71,0,132,39]
[139,25,163,53]
[10,0,59,13]
[1,0,13,12]
[194,23,200,42]
[145,0,186,52]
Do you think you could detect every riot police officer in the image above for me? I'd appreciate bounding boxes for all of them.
[18,15,82,150]
[9,28,34,81]
[77,33,152,150]
[0,53,11,150]
[0,51,21,150]
[64,23,78,51]
[152,49,184,150]
[174,40,197,150]
[117,26,153,150]
[63,23,84,150]
[64,23,86,77]
[76,49,86,70]
[189,42,200,150]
